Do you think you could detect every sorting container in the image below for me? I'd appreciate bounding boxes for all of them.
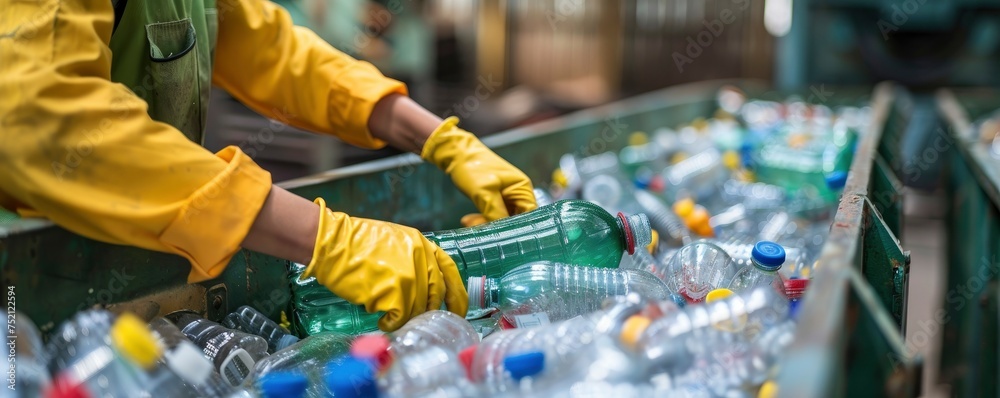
[0,80,918,396]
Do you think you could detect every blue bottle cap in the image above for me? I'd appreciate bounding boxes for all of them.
[789,299,802,320]
[633,175,651,190]
[751,241,786,271]
[825,171,848,190]
[503,351,545,380]
[325,356,377,398]
[259,371,308,398]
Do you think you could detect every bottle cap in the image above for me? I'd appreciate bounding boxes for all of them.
[110,313,162,370]
[259,371,309,398]
[503,351,545,380]
[633,174,651,190]
[45,375,91,398]
[693,221,715,238]
[783,278,810,300]
[788,299,802,320]
[458,346,477,380]
[466,276,487,310]
[165,342,214,385]
[647,175,666,193]
[620,315,651,348]
[325,356,377,398]
[722,150,741,170]
[275,334,301,351]
[628,131,649,146]
[705,288,735,303]
[551,168,569,189]
[670,152,689,164]
[825,171,848,190]
[646,229,660,254]
[758,380,778,398]
[350,334,393,371]
[673,198,695,218]
[751,241,786,271]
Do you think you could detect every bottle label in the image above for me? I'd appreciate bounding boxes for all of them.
[512,313,551,328]
[220,348,255,387]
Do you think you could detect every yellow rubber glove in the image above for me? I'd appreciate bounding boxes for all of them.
[422,117,537,222]
[301,199,467,332]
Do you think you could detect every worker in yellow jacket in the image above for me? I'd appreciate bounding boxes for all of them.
[0,0,536,331]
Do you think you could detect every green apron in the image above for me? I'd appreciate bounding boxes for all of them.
[107,0,218,145]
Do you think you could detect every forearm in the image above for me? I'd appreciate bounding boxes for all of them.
[369,94,444,153]
[241,186,320,265]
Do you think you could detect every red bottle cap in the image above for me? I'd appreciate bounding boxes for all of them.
[458,345,478,380]
[45,375,91,398]
[350,334,393,371]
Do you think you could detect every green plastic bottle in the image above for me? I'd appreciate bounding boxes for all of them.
[423,200,652,281]
[289,200,652,336]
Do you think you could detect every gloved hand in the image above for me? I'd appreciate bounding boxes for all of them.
[301,198,467,331]
[422,117,537,221]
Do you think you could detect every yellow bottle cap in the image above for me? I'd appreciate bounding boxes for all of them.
[552,168,569,188]
[735,169,756,182]
[673,198,695,218]
[787,133,810,149]
[722,150,741,171]
[628,132,648,146]
[706,288,735,303]
[691,118,708,131]
[620,315,651,348]
[684,207,711,231]
[758,381,778,398]
[670,152,689,164]
[646,229,660,254]
[111,313,162,370]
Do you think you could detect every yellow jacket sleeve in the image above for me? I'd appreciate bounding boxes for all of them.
[0,0,273,283]
[212,0,408,149]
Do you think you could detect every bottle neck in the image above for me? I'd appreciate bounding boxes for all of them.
[484,278,500,308]
[615,216,634,255]
[751,258,780,273]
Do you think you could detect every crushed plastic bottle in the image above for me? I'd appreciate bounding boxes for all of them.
[661,241,738,303]
[148,317,232,397]
[466,261,670,325]
[46,310,146,397]
[388,310,480,356]
[379,345,481,397]
[424,200,652,280]
[166,311,270,387]
[223,306,300,354]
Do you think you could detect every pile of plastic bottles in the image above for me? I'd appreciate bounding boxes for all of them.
[20,88,867,397]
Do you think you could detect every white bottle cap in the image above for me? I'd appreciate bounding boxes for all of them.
[166,342,213,385]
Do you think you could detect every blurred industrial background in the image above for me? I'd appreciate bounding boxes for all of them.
[205,0,1000,181]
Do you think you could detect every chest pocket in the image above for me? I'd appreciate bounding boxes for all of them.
[108,0,218,145]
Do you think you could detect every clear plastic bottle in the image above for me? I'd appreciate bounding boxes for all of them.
[423,200,652,280]
[324,356,379,398]
[712,239,808,273]
[718,180,787,211]
[148,317,232,397]
[581,173,691,247]
[661,147,731,202]
[46,310,146,397]
[389,310,480,356]
[379,345,480,398]
[628,287,790,377]
[3,312,49,397]
[242,331,353,398]
[466,262,670,324]
[223,306,300,354]
[662,241,738,303]
[728,242,788,298]
[166,311,270,387]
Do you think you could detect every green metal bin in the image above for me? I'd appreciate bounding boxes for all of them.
[935,88,1000,398]
[0,80,918,396]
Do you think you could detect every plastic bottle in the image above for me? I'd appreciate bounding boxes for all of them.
[661,241,738,303]
[223,306,300,354]
[289,262,383,336]
[3,312,50,397]
[46,310,145,397]
[718,180,787,211]
[324,356,379,398]
[661,147,731,202]
[378,345,480,398]
[728,242,788,298]
[581,172,691,247]
[466,262,671,325]
[148,317,232,397]
[242,331,353,398]
[423,200,652,280]
[166,311,270,387]
[624,287,790,377]
[388,310,480,356]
